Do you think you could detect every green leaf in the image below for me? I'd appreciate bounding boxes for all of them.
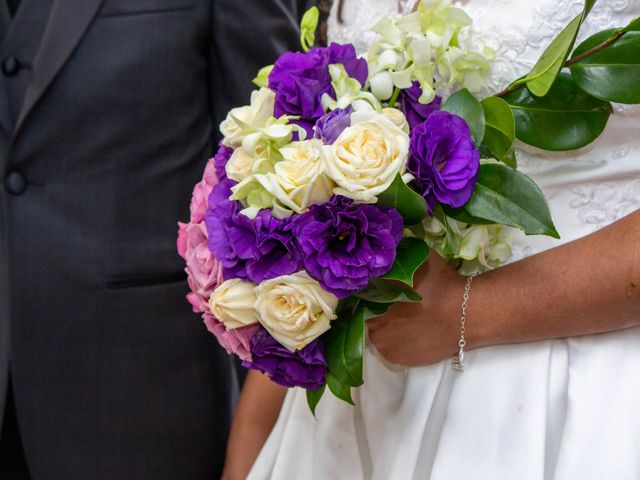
[361,301,392,319]
[325,300,365,387]
[343,308,366,385]
[443,206,494,226]
[525,15,582,96]
[434,206,460,256]
[570,30,640,104]
[323,298,390,395]
[377,174,428,225]
[480,97,516,168]
[306,385,326,416]
[335,296,361,316]
[464,163,560,238]
[504,73,612,151]
[441,89,485,144]
[252,65,273,88]
[300,7,320,52]
[355,279,422,303]
[584,0,597,16]
[623,16,640,32]
[381,238,430,287]
[524,0,595,97]
[326,374,354,405]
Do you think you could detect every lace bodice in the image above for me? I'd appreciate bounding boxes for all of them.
[330,0,639,103]
[329,0,640,255]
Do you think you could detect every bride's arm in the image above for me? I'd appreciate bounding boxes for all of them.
[368,210,640,367]
[222,371,287,480]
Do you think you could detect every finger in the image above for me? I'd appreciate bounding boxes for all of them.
[366,321,386,346]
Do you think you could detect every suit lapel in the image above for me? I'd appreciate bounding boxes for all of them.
[0,82,10,137]
[14,0,105,134]
[0,1,11,136]
[0,1,9,34]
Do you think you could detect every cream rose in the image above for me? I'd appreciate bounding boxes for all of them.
[257,140,335,216]
[254,271,339,351]
[324,110,409,202]
[225,148,254,182]
[209,279,259,330]
[382,107,410,134]
[220,88,275,148]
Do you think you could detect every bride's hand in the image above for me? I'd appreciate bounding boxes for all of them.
[368,211,640,368]
[367,253,468,367]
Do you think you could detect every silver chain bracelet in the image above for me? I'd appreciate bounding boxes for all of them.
[452,274,476,372]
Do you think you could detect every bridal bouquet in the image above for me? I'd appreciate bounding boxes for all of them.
[178,1,639,411]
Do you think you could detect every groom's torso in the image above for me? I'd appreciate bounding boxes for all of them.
[0,0,304,477]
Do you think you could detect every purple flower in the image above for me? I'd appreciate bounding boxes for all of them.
[205,180,250,279]
[213,142,233,181]
[268,43,367,135]
[408,111,480,210]
[243,328,328,389]
[314,106,353,144]
[399,82,442,130]
[291,196,403,299]
[205,182,302,282]
[247,211,303,283]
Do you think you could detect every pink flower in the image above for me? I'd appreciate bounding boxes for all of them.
[180,154,258,360]
[203,155,218,186]
[177,222,188,259]
[187,275,208,313]
[180,156,224,312]
[184,222,224,309]
[190,157,219,223]
[204,313,259,361]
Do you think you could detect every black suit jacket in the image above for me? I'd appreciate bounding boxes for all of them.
[0,1,308,478]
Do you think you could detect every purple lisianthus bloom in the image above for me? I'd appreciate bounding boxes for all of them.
[291,196,403,298]
[268,43,367,135]
[205,182,302,282]
[399,82,442,130]
[213,142,233,181]
[408,111,480,210]
[314,106,353,144]
[243,328,328,389]
[205,179,251,280]
[247,211,303,283]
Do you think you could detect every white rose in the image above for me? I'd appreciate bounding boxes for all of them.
[255,271,338,351]
[324,110,409,202]
[382,107,410,134]
[225,148,254,182]
[220,88,275,148]
[257,140,335,215]
[209,279,259,330]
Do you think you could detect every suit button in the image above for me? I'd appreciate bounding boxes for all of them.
[1,56,21,76]
[5,171,27,195]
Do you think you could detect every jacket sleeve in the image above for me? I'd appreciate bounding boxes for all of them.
[210,0,316,132]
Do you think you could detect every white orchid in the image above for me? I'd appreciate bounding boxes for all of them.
[365,0,493,105]
[420,214,513,274]
[322,64,381,112]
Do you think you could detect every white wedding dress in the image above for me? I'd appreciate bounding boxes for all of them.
[249,0,640,478]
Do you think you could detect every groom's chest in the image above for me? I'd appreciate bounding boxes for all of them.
[0,0,54,123]
[0,0,209,139]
